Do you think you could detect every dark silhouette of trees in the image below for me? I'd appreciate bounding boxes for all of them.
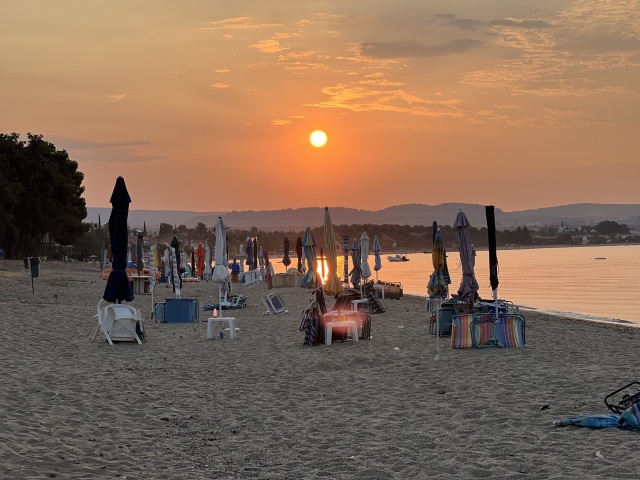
[595,220,629,235]
[0,133,88,258]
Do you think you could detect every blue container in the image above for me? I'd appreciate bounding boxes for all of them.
[163,298,199,323]
[154,302,166,322]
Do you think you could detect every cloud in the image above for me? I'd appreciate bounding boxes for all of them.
[434,13,552,30]
[215,68,230,73]
[204,17,283,30]
[358,38,483,59]
[271,119,293,126]
[211,83,230,89]
[249,39,288,53]
[305,78,463,117]
[52,137,169,164]
[459,0,640,103]
[106,93,129,103]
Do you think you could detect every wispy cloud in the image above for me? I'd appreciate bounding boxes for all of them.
[249,39,288,53]
[305,77,463,117]
[106,93,129,103]
[204,17,283,30]
[53,137,168,164]
[271,119,293,126]
[434,13,552,30]
[460,0,640,98]
[358,39,483,59]
[211,83,230,89]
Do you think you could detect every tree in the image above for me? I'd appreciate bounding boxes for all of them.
[194,222,208,239]
[0,133,88,257]
[594,220,629,236]
[159,223,173,236]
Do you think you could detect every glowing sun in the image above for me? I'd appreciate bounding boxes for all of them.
[310,130,327,148]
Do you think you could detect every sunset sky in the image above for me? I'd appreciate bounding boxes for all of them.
[2,0,639,213]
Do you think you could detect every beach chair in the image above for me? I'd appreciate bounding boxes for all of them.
[92,299,145,345]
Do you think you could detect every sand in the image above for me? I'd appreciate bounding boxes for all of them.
[2,259,640,479]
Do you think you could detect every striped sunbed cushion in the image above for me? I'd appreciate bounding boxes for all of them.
[451,314,475,349]
[495,315,525,348]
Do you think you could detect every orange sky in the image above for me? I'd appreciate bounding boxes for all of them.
[2,1,639,213]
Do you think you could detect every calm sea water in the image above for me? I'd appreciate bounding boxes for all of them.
[272,245,640,326]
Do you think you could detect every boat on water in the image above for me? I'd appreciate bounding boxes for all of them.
[387,254,409,262]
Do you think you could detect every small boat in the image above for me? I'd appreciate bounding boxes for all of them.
[387,254,409,262]
[594,257,606,260]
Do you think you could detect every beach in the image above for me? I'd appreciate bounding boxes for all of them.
[2,259,640,479]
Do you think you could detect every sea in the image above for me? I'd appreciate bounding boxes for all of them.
[271,244,640,327]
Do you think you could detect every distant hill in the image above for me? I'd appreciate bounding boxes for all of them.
[85,203,640,231]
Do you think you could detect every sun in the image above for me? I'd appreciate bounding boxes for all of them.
[309,130,327,148]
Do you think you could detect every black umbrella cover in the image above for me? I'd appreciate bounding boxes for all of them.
[136,232,144,276]
[253,237,259,269]
[432,221,438,245]
[486,205,499,291]
[283,237,291,268]
[103,176,134,303]
[171,236,182,290]
[296,236,303,272]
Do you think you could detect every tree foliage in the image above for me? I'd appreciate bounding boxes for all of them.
[0,133,88,258]
[594,220,630,235]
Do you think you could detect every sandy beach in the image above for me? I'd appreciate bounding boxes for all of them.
[2,259,640,479]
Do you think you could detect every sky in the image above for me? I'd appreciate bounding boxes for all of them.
[2,0,639,213]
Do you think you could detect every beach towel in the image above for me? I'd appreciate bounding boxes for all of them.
[554,402,640,430]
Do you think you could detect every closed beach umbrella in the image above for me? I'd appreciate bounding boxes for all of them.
[296,236,303,272]
[360,232,371,281]
[136,233,144,276]
[245,237,253,271]
[253,237,259,273]
[191,250,195,278]
[238,242,245,273]
[103,176,134,303]
[197,243,205,278]
[372,234,382,282]
[350,239,362,288]
[301,227,318,288]
[454,209,479,303]
[170,236,182,296]
[323,207,343,295]
[149,244,158,313]
[204,244,212,281]
[264,248,273,289]
[343,235,350,284]
[212,217,231,308]
[282,237,291,271]
[486,205,500,316]
[257,245,265,280]
[427,228,447,298]
[163,248,171,286]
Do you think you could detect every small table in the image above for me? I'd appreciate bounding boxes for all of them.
[130,276,150,294]
[351,299,370,312]
[207,317,236,339]
[324,320,359,345]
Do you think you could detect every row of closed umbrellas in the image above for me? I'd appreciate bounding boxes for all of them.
[104,177,495,311]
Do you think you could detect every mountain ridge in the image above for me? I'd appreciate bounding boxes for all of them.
[85,203,640,231]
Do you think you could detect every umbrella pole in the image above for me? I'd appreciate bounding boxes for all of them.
[435,309,440,361]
